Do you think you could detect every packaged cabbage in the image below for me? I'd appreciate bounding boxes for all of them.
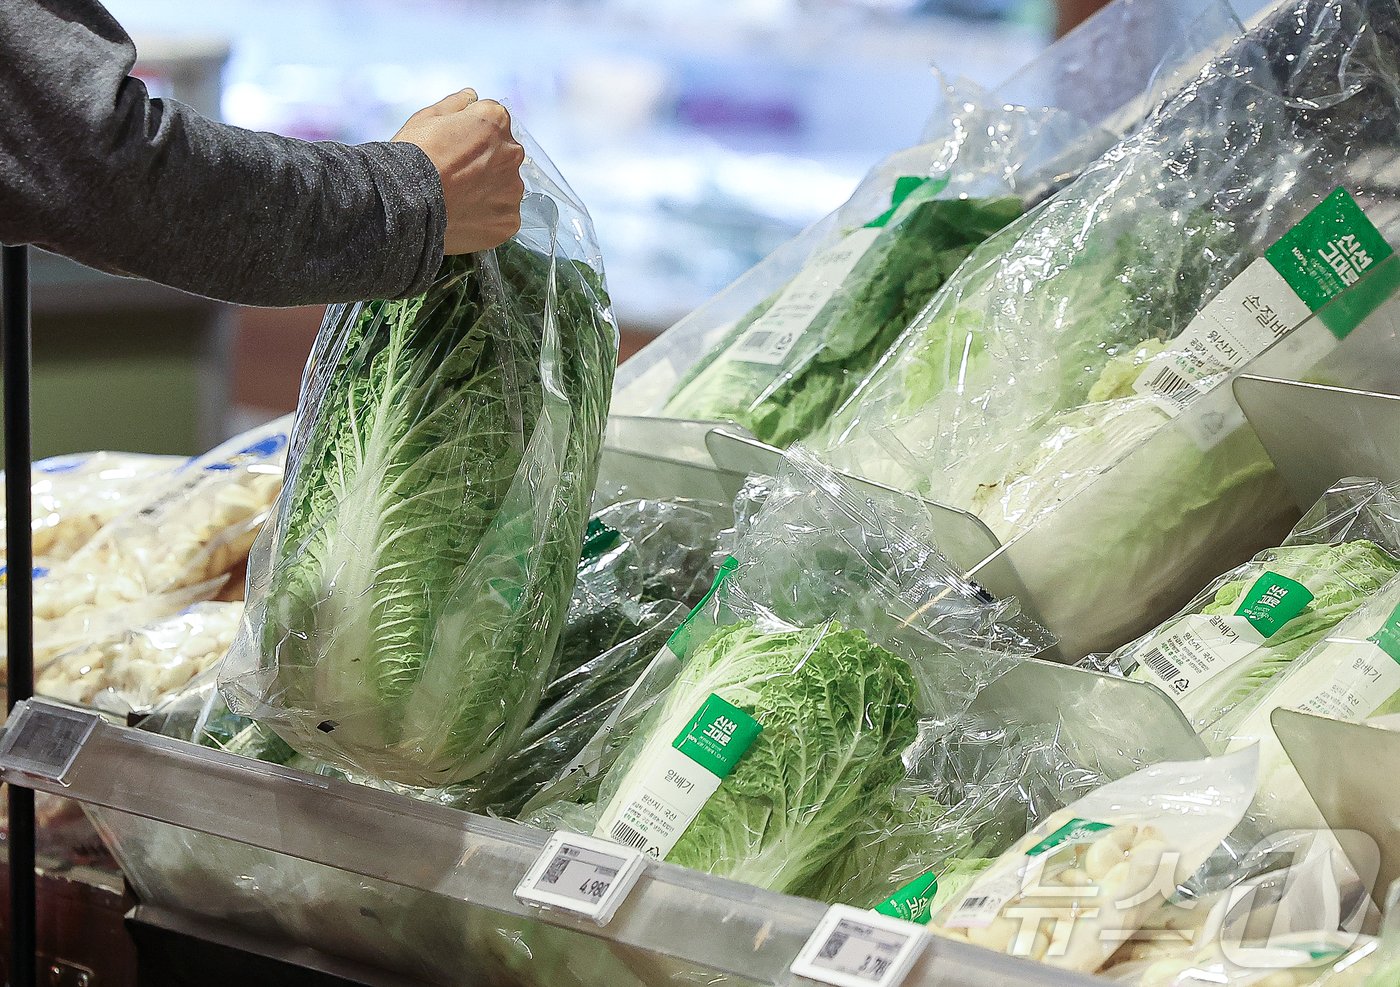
[661,185,1021,448]
[593,618,918,891]
[526,452,1046,896]
[1114,478,1400,732]
[817,0,1400,656]
[223,139,619,787]
[1209,577,1400,831]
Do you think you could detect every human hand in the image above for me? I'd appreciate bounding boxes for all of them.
[393,89,526,254]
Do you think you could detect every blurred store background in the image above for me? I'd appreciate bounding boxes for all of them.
[25,0,1267,456]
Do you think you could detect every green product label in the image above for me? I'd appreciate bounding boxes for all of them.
[672,693,762,779]
[1368,600,1400,663]
[579,518,622,562]
[1027,818,1113,857]
[1266,187,1392,317]
[664,557,739,657]
[1234,571,1314,638]
[874,871,938,925]
[865,175,951,229]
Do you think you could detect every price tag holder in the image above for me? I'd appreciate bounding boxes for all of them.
[0,702,99,786]
[515,831,646,926]
[791,904,928,987]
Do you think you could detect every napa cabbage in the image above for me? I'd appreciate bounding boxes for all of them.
[594,618,918,894]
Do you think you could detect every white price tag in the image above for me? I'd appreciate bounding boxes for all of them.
[515,831,646,925]
[791,904,927,987]
[0,702,99,785]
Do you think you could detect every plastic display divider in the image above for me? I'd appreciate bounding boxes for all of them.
[0,699,1099,987]
[605,415,720,469]
[1272,708,1400,900]
[1234,377,1400,511]
[4,242,37,987]
[965,659,1207,778]
[701,427,1039,617]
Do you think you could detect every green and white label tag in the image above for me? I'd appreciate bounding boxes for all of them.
[1266,187,1391,314]
[725,227,882,367]
[672,693,762,778]
[597,693,760,859]
[722,175,940,369]
[1234,597,1400,735]
[1027,818,1114,856]
[1136,188,1389,424]
[1137,572,1314,703]
[1237,572,1314,637]
[1369,599,1400,664]
[874,871,939,925]
[946,819,1115,929]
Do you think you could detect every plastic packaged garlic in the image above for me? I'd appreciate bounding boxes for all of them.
[37,601,243,714]
[24,418,288,626]
[6,452,181,563]
[1132,931,1377,987]
[934,748,1258,973]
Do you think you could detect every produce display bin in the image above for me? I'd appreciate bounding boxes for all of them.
[693,258,1400,660]
[1,699,1099,987]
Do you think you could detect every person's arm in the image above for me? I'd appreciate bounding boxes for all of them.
[0,1,519,307]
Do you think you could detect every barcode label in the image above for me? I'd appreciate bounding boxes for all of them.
[515,832,646,925]
[610,820,651,851]
[733,330,785,358]
[722,226,882,368]
[819,932,849,960]
[1141,647,1185,685]
[944,872,1023,930]
[541,854,570,886]
[793,906,926,987]
[0,702,99,784]
[1144,365,1200,409]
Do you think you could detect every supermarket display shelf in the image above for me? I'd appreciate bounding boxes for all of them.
[1234,376,1400,510]
[1274,709,1400,896]
[126,904,423,987]
[0,699,1103,987]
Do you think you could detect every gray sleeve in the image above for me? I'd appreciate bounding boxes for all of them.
[0,0,447,307]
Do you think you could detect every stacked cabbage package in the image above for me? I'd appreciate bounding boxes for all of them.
[5,418,289,671]
[818,0,1400,658]
[222,131,618,788]
[611,0,1242,448]
[1112,478,1400,733]
[1207,569,1400,831]
[528,452,1049,897]
[932,748,1258,975]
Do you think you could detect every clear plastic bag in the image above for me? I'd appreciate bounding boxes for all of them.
[222,132,620,788]
[6,451,180,563]
[818,0,1400,657]
[21,417,289,627]
[530,451,1048,896]
[933,748,1259,974]
[611,0,1241,439]
[36,600,243,714]
[1110,478,1400,733]
[1208,573,1400,832]
[1100,827,1378,982]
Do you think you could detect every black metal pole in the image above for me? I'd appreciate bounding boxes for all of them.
[3,245,36,987]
